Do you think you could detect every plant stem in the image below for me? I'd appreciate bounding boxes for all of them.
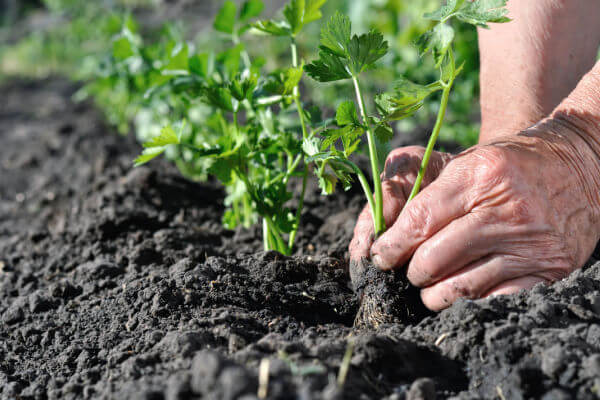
[262,219,269,251]
[288,165,308,250]
[407,81,453,202]
[285,38,310,252]
[352,76,384,236]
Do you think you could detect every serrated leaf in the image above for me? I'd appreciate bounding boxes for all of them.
[284,0,327,35]
[318,173,338,195]
[134,147,165,167]
[423,0,466,21]
[307,12,388,80]
[389,78,443,107]
[143,125,180,148]
[112,36,135,60]
[375,91,427,122]
[336,101,359,127]
[415,23,454,66]
[229,72,258,101]
[302,137,321,156]
[441,55,465,82]
[347,30,388,75]
[251,20,291,36]
[319,12,351,57]
[374,123,393,143]
[304,50,351,82]
[214,1,237,34]
[456,0,511,28]
[189,53,210,78]
[240,0,264,21]
[201,86,235,112]
[283,67,303,95]
[321,125,364,151]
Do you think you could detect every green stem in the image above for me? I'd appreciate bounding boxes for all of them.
[285,37,310,252]
[407,82,453,202]
[352,76,384,236]
[264,216,289,254]
[288,165,308,250]
[262,219,270,252]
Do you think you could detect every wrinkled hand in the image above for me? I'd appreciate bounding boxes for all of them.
[349,146,453,282]
[354,119,600,311]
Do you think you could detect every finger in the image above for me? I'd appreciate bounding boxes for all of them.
[349,178,408,262]
[371,170,470,270]
[484,275,549,297]
[407,211,498,288]
[420,255,507,311]
[349,205,376,262]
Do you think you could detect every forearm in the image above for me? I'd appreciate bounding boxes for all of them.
[478,0,600,142]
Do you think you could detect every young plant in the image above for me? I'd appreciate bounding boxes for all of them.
[133,0,326,255]
[304,0,510,327]
[304,0,510,239]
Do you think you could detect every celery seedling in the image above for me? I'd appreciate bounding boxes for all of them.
[304,0,509,240]
[304,1,510,327]
[133,0,326,255]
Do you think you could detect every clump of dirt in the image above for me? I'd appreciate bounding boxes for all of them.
[2,77,600,400]
[351,259,431,328]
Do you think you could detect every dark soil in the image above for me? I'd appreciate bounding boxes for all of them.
[2,77,600,400]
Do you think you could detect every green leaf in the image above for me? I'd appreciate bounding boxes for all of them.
[423,0,466,21]
[214,1,237,34]
[163,43,189,73]
[306,12,388,80]
[251,20,291,36]
[284,0,327,35]
[318,173,338,195]
[374,122,393,143]
[217,44,243,80]
[441,54,465,82]
[304,50,352,82]
[112,36,135,60]
[320,125,363,150]
[201,86,235,112]
[389,78,443,107]
[134,147,165,167]
[336,101,359,127]
[347,30,388,75]
[229,72,258,101]
[189,53,210,78]
[456,0,511,28]
[134,125,182,167]
[319,12,351,57]
[143,125,180,148]
[240,0,264,21]
[415,23,454,66]
[283,67,303,95]
[302,137,321,156]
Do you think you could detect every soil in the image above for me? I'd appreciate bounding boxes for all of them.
[3,77,600,400]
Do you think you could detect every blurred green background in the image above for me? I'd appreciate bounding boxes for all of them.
[0,0,484,147]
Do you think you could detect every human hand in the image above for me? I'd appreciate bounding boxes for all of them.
[370,119,600,310]
[348,146,453,283]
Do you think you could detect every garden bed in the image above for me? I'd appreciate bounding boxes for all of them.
[2,78,600,399]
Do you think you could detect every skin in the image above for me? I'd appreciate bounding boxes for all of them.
[350,0,600,311]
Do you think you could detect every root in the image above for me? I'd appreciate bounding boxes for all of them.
[350,258,428,328]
